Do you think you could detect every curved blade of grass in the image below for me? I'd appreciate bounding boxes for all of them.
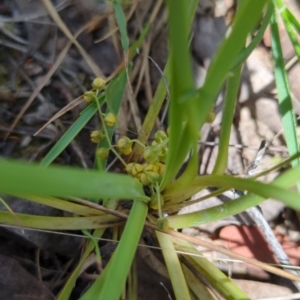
[232,2,273,69]
[0,158,148,202]
[156,231,191,300]
[106,69,127,114]
[181,264,216,300]
[168,229,300,282]
[0,211,121,230]
[162,143,198,201]
[170,174,300,210]
[113,1,129,51]
[283,8,300,34]
[276,0,300,60]
[270,7,300,184]
[164,150,300,202]
[0,197,23,231]
[80,201,148,300]
[21,195,105,216]
[166,163,300,229]
[40,98,103,167]
[174,237,249,299]
[58,200,118,300]
[160,0,199,189]
[212,65,242,174]
[196,0,268,132]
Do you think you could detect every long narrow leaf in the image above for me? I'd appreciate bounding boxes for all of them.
[41,100,102,166]
[270,8,300,178]
[213,65,242,174]
[161,0,199,189]
[80,201,148,300]
[0,158,148,201]
[276,0,300,60]
[156,231,191,300]
[232,3,273,69]
[196,0,269,132]
[0,211,121,230]
[174,237,249,299]
[113,2,129,52]
[165,163,300,229]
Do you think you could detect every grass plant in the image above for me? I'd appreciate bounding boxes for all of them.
[1,0,300,298]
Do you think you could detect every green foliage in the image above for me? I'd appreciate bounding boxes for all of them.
[2,0,300,298]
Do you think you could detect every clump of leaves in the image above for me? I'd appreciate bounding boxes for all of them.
[1,0,300,299]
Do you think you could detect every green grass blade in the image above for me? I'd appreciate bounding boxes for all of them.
[174,237,249,299]
[284,8,300,34]
[213,65,242,174]
[196,0,269,130]
[0,211,120,230]
[21,195,105,216]
[161,0,198,189]
[270,8,300,175]
[40,99,102,166]
[166,164,300,229]
[80,201,148,300]
[106,69,127,114]
[0,158,148,202]
[275,0,300,60]
[181,174,300,209]
[232,3,273,68]
[113,1,129,52]
[163,143,198,199]
[156,231,191,300]
[181,264,215,300]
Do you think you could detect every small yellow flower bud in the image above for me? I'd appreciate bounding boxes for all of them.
[120,147,132,155]
[126,163,134,174]
[158,147,168,162]
[151,140,158,146]
[145,164,154,172]
[96,147,109,160]
[154,130,167,142]
[132,163,144,176]
[147,171,160,183]
[104,113,117,127]
[140,173,151,185]
[83,91,96,103]
[166,127,170,136]
[90,130,103,143]
[143,147,158,163]
[92,77,106,90]
[205,111,216,123]
[117,137,133,151]
[155,162,165,175]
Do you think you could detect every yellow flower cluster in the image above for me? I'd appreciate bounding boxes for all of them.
[121,129,168,185]
[143,130,168,163]
[126,162,165,186]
